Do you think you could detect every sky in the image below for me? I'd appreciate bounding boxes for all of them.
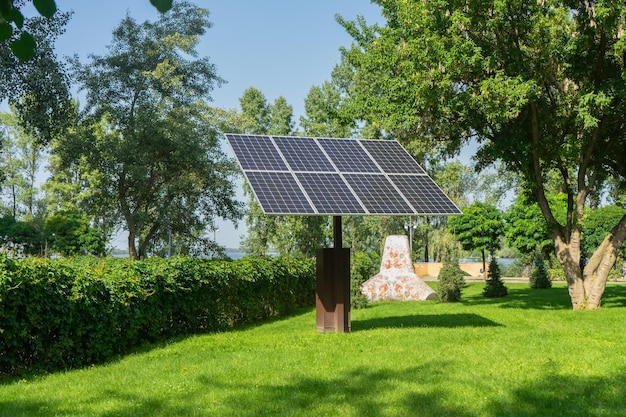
[40,1,387,249]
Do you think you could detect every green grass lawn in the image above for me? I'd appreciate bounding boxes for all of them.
[2,282,626,417]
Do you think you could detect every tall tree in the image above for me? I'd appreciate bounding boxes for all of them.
[448,202,504,274]
[67,2,242,259]
[0,110,44,218]
[0,10,71,144]
[340,1,626,309]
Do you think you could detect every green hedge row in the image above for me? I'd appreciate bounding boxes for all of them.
[0,255,315,375]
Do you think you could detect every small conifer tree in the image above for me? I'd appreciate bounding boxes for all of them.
[529,253,552,289]
[437,260,465,302]
[483,258,508,297]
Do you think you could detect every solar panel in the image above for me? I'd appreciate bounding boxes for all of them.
[245,171,314,214]
[273,136,334,172]
[318,138,380,173]
[296,172,366,215]
[389,175,462,215]
[360,140,426,174]
[343,174,414,214]
[225,133,460,216]
[227,134,287,171]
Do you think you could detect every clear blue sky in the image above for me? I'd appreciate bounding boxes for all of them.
[45,1,386,249]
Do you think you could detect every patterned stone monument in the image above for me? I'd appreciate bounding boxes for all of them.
[361,235,438,301]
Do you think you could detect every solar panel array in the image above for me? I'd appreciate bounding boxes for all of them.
[225,134,462,216]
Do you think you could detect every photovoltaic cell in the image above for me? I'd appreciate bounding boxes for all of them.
[389,175,462,215]
[245,171,314,214]
[296,172,366,214]
[343,174,413,214]
[273,136,335,172]
[360,140,426,174]
[317,138,380,173]
[227,134,287,171]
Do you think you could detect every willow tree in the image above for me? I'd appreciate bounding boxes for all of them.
[67,2,242,259]
[339,1,626,309]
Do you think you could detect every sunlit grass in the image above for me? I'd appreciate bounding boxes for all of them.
[2,283,626,416]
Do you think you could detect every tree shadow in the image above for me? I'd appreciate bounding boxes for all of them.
[461,286,573,310]
[352,313,502,331]
[210,361,626,417]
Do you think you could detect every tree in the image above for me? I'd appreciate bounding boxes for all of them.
[529,253,552,289]
[0,110,45,218]
[340,1,626,309]
[44,210,105,256]
[448,202,504,275]
[483,259,508,298]
[1,10,71,144]
[504,194,567,263]
[0,0,172,61]
[66,2,242,259]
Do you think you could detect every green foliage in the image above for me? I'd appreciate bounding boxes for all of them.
[339,0,626,307]
[1,1,172,61]
[530,254,552,289]
[436,260,465,302]
[1,10,72,143]
[62,2,242,259]
[350,251,374,309]
[44,211,105,256]
[448,202,504,270]
[483,259,508,298]
[504,194,564,259]
[0,255,315,375]
[582,205,626,259]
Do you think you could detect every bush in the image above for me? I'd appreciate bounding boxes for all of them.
[437,260,465,302]
[483,259,508,298]
[350,252,373,309]
[530,254,552,289]
[0,255,316,376]
[547,267,565,281]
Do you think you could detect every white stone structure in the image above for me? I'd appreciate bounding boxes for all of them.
[361,235,438,301]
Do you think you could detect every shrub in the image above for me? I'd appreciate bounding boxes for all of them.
[530,254,552,289]
[0,255,316,376]
[483,259,508,298]
[350,252,373,309]
[437,260,465,302]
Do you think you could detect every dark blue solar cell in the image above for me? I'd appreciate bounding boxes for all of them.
[389,174,462,215]
[245,171,315,214]
[226,134,287,171]
[343,174,413,214]
[317,138,380,173]
[296,172,366,214]
[273,136,335,172]
[360,140,426,174]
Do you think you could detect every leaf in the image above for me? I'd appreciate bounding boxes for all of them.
[33,0,57,18]
[0,22,12,41]
[150,0,173,13]
[7,8,23,28]
[10,32,37,62]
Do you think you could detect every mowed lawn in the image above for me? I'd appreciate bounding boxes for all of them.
[2,283,626,417]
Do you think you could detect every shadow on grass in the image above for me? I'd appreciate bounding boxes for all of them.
[461,286,573,310]
[352,313,502,331]
[3,362,626,417]
[210,362,626,417]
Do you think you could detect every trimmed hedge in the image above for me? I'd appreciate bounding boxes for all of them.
[0,255,315,375]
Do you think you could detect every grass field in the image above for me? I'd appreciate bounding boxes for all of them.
[2,282,626,416]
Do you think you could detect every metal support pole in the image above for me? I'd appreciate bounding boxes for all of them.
[333,216,342,248]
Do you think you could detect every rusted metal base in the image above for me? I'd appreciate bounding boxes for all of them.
[316,247,351,333]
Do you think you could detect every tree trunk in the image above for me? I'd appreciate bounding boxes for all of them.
[481,249,486,279]
[555,214,626,309]
[128,228,138,261]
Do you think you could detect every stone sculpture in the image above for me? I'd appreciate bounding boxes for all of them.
[361,235,438,301]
